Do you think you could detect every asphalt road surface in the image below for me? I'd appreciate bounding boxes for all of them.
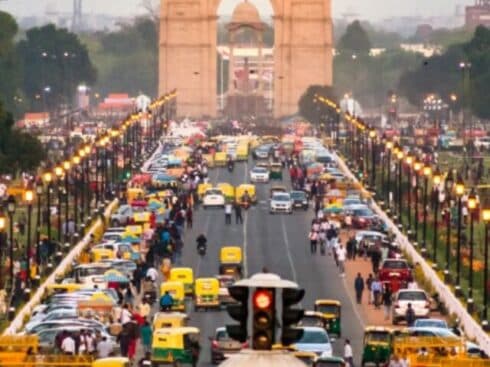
[177,159,365,366]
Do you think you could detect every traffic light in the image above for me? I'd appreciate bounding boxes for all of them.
[281,287,305,346]
[226,285,249,343]
[252,288,275,350]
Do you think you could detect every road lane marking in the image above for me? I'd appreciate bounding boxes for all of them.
[341,273,366,329]
[280,216,298,283]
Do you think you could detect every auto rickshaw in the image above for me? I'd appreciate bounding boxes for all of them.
[127,188,145,203]
[194,278,220,311]
[90,248,114,262]
[160,281,186,312]
[299,311,327,329]
[217,182,235,201]
[169,268,195,296]
[361,326,393,367]
[92,357,131,367]
[314,300,341,337]
[46,283,85,295]
[153,312,189,329]
[236,145,249,161]
[314,356,346,367]
[270,162,283,180]
[219,246,243,279]
[235,184,257,204]
[151,327,200,365]
[198,183,213,201]
[293,351,317,365]
[215,152,227,166]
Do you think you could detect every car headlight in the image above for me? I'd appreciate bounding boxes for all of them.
[302,200,307,204]
[320,349,332,358]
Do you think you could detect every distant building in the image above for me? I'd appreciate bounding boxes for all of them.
[466,0,490,28]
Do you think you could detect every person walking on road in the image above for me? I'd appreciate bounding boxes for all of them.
[382,283,393,320]
[371,277,382,309]
[308,229,318,254]
[366,273,374,304]
[344,339,354,367]
[354,273,364,304]
[225,202,232,225]
[234,201,243,224]
[405,303,416,326]
[140,319,152,354]
[337,244,347,276]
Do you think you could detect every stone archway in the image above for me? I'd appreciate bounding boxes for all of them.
[159,0,332,118]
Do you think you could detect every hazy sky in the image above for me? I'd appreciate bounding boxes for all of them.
[0,0,473,20]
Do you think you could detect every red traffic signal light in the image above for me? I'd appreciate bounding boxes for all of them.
[252,288,275,350]
[253,289,273,310]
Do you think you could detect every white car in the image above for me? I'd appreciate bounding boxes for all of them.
[392,289,431,325]
[250,166,270,183]
[270,192,292,214]
[203,188,225,208]
[293,327,333,358]
[475,137,490,150]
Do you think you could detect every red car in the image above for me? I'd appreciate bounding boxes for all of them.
[378,259,411,292]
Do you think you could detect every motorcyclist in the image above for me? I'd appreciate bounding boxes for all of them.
[160,291,174,312]
[241,190,251,204]
[196,234,207,253]
[227,155,234,171]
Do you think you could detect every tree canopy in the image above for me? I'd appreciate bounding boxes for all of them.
[17,24,97,110]
[298,85,337,123]
[398,26,490,119]
[0,11,21,115]
[337,20,372,55]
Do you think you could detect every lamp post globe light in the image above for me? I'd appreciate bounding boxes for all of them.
[25,189,34,285]
[7,195,16,288]
[482,208,490,330]
[454,177,465,297]
[421,165,432,257]
[431,168,442,267]
[467,189,478,313]
[369,129,377,189]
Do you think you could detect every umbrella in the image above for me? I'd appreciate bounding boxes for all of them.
[324,204,343,214]
[148,200,163,210]
[121,234,140,243]
[153,173,174,182]
[104,270,129,283]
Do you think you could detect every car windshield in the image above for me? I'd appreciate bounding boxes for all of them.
[297,330,329,344]
[76,267,107,277]
[273,194,290,202]
[206,189,222,196]
[253,167,268,173]
[301,316,324,327]
[216,329,232,341]
[316,304,339,316]
[353,208,373,217]
[398,291,427,301]
[291,192,306,200]
[414,319,447,328]
[382,260,408,269]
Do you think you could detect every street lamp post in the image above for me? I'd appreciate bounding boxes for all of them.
[72,155,80,232]
[63,161,71,242]
[444,171,454,284]
[35,181,43,264]
[397,149,404,227]
[0,213,5,287]
[482,209,490,330]
[43,172,52,241]
[421,165,432,257]
[406,155,413,236]
[467,189,477,313]
[385,141,393,212]
[7,195,16,288]
[413,160,422,247]
[25,190,33,285]
[432,168,442,267]
[55,165,64,242]
[369,130,377,189]
[455,177,465,297]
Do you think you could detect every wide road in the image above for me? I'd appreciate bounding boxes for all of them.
[179,158,365,366]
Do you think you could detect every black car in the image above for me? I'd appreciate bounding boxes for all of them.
[290,190,309,210]
[252,144,273,159]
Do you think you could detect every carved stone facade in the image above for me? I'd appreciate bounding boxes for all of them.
[159,0,332,118]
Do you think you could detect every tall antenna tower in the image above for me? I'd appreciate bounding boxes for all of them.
[72,0,83,32]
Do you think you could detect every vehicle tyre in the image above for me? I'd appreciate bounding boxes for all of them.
[111,219,120,227]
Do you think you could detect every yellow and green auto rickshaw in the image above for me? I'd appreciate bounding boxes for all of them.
[361,326,393,367]
[270,162,283,180]
[169,267,195,296]
[194,278,220,311]
[152,327,200,366]
[46,283,86,296]
[92,357,131,367]
[219,246,243,279]
[314,299,341,337]
[217,182,235,202]
[90,248,114,262]
[214,152,227,167]
[299,311,327,329]
[152,312,189,329]
[160,281,186,312]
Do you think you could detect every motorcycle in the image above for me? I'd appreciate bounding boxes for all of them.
[241,199,250,210]
[227,161,234,172]
[197,243,207,256]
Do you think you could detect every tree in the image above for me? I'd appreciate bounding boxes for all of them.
[337,20,372,55]
[0,11,22,115]
[0,102,45,175]
[17,24,97,111]
[298,85,337,124]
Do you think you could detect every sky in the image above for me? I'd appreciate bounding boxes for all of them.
[0,0,473,21]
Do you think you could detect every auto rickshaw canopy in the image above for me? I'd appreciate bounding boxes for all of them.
[314,300,341,317]
[152,327,200,348]
[169,268,194,288]
[236,184,257,203]
[90,248,114,262]
[195,277,219,295]
[220,246,243,264]
[160,281,185,301]
[152,312,189,329]
[92,357,131,367]
[217,182,235,199]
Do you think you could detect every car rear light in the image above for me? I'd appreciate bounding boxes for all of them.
[395,302,400,308]
[424,303,430,308]
[242,341,249,349]
[212,340,219,348]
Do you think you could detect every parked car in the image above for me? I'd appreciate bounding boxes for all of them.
[210,327,247,364]
[475,137,490,150]
[344,205,378,229]
[37,326,117,353]
[110,205,134,226]
[270,192,292,214]
[290,190,309,210]
[293,327,333,358]
[250,166,270,183]
[378,259,412,284]
[392,289,431,325]
[203,188,225,208]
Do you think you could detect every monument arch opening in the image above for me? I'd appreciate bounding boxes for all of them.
[159,0,332,119]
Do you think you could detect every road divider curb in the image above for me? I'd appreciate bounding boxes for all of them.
[334,152,490,355]
[3,199,119,335]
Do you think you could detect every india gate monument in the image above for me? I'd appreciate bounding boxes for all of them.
[159,0,333,118]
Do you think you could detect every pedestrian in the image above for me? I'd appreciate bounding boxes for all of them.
[371,244,382,274]
[234,201,243,224]
[382,283,392,320]
[354,273,364,304]
[405,302,416,326]
[186,206,193,228]
[96,336,113,358]
[138,298,151,318]
[366,273,374,304]
[61,332,75,355]
[225,202,232,225]
[388,354,404,367]
[337,244,347,276]
[346,235,357,260]
[308,230,318,254]
[189,335,201,367]
[371,277,382,309]
[344,338,354,367]
[140,319,152,354]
